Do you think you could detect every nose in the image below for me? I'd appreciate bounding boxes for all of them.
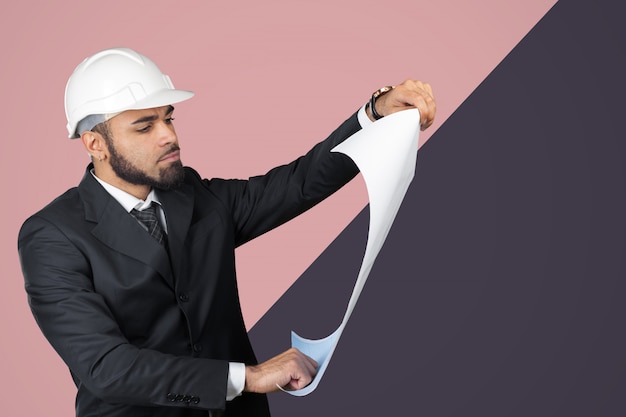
[157,119,177,146]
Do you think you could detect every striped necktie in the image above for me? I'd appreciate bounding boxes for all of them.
[131,203,166,245]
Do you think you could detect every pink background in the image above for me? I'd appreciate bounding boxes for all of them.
[1,1,554,415]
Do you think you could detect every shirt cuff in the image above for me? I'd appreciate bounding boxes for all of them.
[226,362,245,401]
[357,103,374,128]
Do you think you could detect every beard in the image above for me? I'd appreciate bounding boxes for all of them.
[108,142,185,191]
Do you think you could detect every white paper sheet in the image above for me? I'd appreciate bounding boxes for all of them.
[283,108,421,396]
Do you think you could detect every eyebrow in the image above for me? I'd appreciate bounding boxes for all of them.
[131,105,175,125]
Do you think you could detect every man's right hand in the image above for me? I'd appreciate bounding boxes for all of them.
[244,348,318,393]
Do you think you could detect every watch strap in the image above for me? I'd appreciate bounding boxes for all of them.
[369,86,394,120]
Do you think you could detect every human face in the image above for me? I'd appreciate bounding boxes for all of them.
[102,105,185,193]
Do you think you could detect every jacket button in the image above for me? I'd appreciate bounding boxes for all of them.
[193,343,203,352]
[178,293,189,302]
[191,396,200,404]
[166,393,177,402]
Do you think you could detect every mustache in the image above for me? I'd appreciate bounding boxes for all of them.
[159,145,181,160]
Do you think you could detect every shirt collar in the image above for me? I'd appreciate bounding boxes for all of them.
[91,170,161,213]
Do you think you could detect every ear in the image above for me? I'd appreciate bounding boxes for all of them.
[80,131,106,162]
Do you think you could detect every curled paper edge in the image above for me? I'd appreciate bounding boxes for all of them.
[284,109,421,396]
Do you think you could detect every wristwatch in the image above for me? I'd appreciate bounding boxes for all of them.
[369,86,394,120]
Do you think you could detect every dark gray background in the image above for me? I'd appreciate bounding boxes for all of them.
[250,1,626,415]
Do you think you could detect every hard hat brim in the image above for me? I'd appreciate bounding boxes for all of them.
[68,88,194,139]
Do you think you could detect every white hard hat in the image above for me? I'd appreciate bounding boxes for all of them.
[64,47,194,138]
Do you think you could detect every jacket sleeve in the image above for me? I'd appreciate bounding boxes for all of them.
[205,111,362,246]
[18,215,230,412]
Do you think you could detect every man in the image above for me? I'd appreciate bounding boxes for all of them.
[18,47,436,417]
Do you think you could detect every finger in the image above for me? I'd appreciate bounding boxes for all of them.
[427,92,437,126]
[422,82,434,100]
[287,374,313,390]
[302,352,318,369]
[290,348,318,368]
[405,92,434,128]
[409,80,431,97]
[408,80,434,101]
[291,350,317,377]
[289,350,318,381]
[302,355,318,376]
[284,365,315,390]
[419,88,436,130]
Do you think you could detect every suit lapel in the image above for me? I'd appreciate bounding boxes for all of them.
[78,166,175,289]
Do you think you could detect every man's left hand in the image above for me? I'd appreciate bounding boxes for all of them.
[369,79,436,130]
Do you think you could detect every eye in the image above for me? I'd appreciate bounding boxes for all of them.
[137,124,152,133]
[165,117,175,124]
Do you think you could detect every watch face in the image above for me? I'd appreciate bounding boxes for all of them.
[374,86,393,98]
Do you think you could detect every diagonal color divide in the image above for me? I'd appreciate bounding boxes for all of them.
[285,109,422,395]
[237,1,559,329]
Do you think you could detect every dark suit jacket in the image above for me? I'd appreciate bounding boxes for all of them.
[18,113,361,417]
